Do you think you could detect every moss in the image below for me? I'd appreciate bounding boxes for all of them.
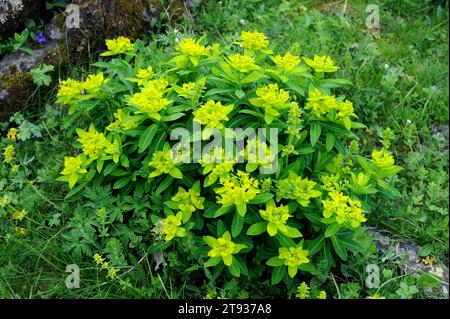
[0,72,35,121]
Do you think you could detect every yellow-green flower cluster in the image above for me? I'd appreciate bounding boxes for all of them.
[134,66,154,86]
[106,109,137,131]
[305,88,355,119]
[193,100,233,129]
[174,78,206,102]
[56,79,83,104]
[322,190,367,228]
[76,125,114,161]
[216,171,260,215]
[200,151,235,186]
[128,78,171,120]
[250,83,290,121]
[2,145,14,163]
[176,38,208,65]
[276,172,321,207]
[161,212,186,241]
[93,253,118,279]
[239,31,270,52]
[296,282,310,299]
[56,73,106,104]
[60,155,87,188]
[83,73,105,93]
[171,185,205,222]
[371,149,395,169]
[101,36,134,56]
[278,245,310,277]
[272,52,300,72]
[148,149,182,179]
[204,231,246,266]
[286,101,303,135]
[259,202,292,236]
[303,55,339,73]
[320,174,345,192]
[227,54,259,73]
[7,127,18,141]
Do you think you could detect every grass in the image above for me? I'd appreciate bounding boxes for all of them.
[0,0,448,299]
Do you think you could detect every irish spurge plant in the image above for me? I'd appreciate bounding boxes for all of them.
[55,31,402,287]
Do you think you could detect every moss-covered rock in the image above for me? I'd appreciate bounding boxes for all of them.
[63,0,186,59]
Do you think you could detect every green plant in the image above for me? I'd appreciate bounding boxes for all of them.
[52,31,401,289]
[31,64,55,87]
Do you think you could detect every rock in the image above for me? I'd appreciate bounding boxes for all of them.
[0,18,64,120]
[61,0,187,59]
[1,0,197,120]
[0,0,47,40]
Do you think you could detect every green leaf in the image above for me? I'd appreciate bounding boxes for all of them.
[271,267,285,284]
[331,236,348,261]
[249,192,274,204]
[419,273,442,288]
[228,257,241,277]
[31,64,54,86]
[325,133,335,151]
[325,223,341,238]
[266,257,284,267]
[204,257,221,268]
[231,212,244,237]
[281,225,302,238]
[246,222,268,236]
[138,124,158,153]
[275,233,296,247]
[212,205,233,218]
[310,123,321,147]
[307,235,325,255]
[155,175,174,195]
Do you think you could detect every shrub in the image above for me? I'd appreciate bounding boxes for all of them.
[55,31,402,290]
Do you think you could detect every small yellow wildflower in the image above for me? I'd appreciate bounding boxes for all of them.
[93,253,105,265]
[336,100,356,118]
[107,267,118,279]
[106,109,137,131]
[0,195,12,208]
[422,256,436,266]
[367,293,386,299]
[303,55,339,73]
[82,72,105,93]
[171,184,205,222]
[322,190,367,228]
[128,79,171,120]
[7,128,18,141]
[371,149,395,169]
[227,53,259,73]
[204,231,246,266]
[272,52,300,72]
[101,36,134,56]
[161,212,186,241]
[56,79,82,104]
[276,172,321,207]
[249,83,290,122]
[60,155,87,188]
[278,245,310,278]
[240,31,270,52]
[193,100,234,129]
[101,261,110,270]
[318,290,327,299]
[148,148,182,179]
[76,125,111,161]
[259,202,297,237]
[176,38,208,65]
[3,145,15,163]
[215,171,260,216]
[15,227,26,236]
[11,209,27,221]
[305,88,337,116]
[135,65,154,85]
[296,282,310,299]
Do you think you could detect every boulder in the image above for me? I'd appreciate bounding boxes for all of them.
[0,0,47,40]
[1,0,196,120]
